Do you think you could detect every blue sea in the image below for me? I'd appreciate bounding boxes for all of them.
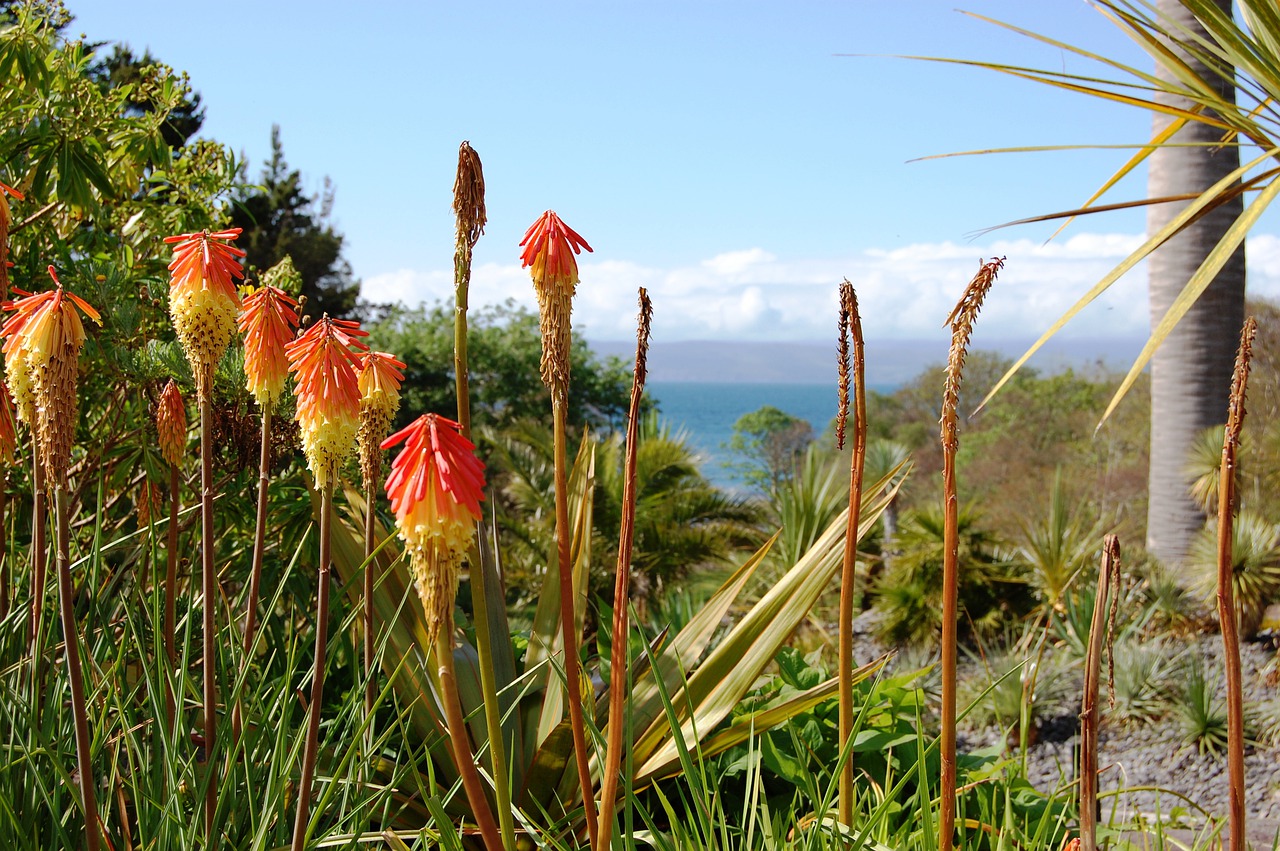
[647,381,887,489]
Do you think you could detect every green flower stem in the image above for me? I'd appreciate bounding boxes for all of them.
[467,536,516,850]
[54,485,100,851]
[29,451,47,661]
[554,398,599,850]
[292,481,334,851]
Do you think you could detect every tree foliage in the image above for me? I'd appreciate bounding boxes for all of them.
[726,404,814,493]
[366,299,634,431]
[229,125,360,321]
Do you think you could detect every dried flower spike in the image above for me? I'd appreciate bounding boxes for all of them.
[941,256,1004,451]
[285,315,368,488]
[454,142,487,250]
[155,379,188,467]
[0,267,101,485]
[164,228,245,392]
[519,210,592,397]
[238,283,300,407]
[357,351,405,487]
[381,413,485,640]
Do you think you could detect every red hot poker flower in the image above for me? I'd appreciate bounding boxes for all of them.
[0,267,101,483]
[519,211,592,396]
[165,229,246,389]
[381,413,486,638]
[155,379,188,467]
[238,284,300,407]
[357,350,406,486]
[519,210,592,292]
[285,315,368,487]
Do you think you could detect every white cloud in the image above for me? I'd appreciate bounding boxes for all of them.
[362,232,1280,343]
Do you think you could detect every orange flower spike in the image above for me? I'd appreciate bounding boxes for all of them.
[165,229,245,392]
[519,210,592,292]
[285,316,368,487]
[357,350,406,484]
[0,267,100,483]
[381,414,485,638]
[238,284,300,407]
[155,380,187,467]
[519,211,592,396]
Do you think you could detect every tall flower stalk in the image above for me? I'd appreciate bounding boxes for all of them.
[452,141,485,440]
[598,288,652,848]
[6,280,47,661]
[285,315,367,851]
[1080,534,1120,851]
[234,281,299,740]
[164,227,245,839]
[520,209,598,850]
[155,379,187,726]
[0,381,15,620]
[1,268,102,851]
[382,413,501,851]
[938,257,1003,851]
[1217,316,1256,851]
[356,350,403,721]
[835,279,866,827]
[451,141,515,847]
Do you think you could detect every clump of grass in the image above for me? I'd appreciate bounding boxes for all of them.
[1176,655,1229,757]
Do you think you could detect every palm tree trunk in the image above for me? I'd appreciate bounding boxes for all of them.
[1146,0,1245,571]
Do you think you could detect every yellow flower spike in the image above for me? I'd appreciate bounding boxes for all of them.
[381,413,485,641]
[519,210,592,399]
[238,284,300,408]
[356,351,405,488]
[155,379,187,468]
[163,228,245,394]
[285,315,368,488]
[0,267,101,486]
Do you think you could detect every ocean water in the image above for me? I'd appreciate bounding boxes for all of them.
[647,381,847,488]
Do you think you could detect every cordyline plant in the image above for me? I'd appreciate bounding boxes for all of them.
[164,226,245,838]
[1216,316,1256,851]
[939,256,1003,851]
[1,268,102,851]
[520,208,601,849]
[154,378,187,726]
[834,278,867,828]
[284,313,367,851]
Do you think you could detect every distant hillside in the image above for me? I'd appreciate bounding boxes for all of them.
[589,337,1146,386]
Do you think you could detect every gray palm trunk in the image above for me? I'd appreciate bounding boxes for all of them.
[1146,0,1245,572]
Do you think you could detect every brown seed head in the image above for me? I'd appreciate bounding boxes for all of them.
[453,142,487,250]
[836,280,856,450]
[941,257,1004,451]
[1221,316,1257,517]
[635,288,653,388]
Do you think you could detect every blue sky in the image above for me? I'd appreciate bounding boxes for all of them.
[68,1,1280,344]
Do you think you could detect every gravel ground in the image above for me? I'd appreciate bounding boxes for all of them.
[850,613,1280,843]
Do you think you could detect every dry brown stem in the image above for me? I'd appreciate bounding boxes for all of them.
[598,288,652,848]
[1217,315,1255,851]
